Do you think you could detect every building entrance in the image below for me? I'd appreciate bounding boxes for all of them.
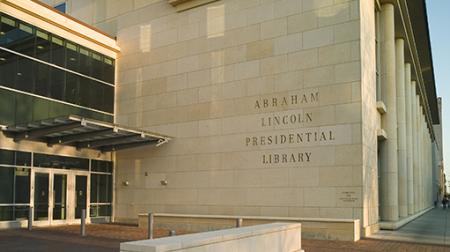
[32,169,89,226]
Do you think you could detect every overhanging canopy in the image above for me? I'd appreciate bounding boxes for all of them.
[1,115,170,152]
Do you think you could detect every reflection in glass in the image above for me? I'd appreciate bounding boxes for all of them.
[34,173,49,221]
[0,50,17,88]
[53,174,67,220]
[15,168,30,203]
[75,175,87,219]
[0,167,14,203]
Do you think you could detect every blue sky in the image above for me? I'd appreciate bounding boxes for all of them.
[426,0,450,181]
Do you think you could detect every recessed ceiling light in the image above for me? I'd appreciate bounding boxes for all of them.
[0,57,5,61]
[17,72,22,76]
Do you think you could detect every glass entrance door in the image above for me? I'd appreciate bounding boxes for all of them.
[34,173,49,221]
[75,175,87,219]
[31,170,89,226]
[52,174,67,220]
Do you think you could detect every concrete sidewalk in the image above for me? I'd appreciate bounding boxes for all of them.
[370,208,450,245]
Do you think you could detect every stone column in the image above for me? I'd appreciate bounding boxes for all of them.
[405,63,414,215]
[380,3,399,222]
[396,39,408,218]
[420,111,425,210]
[413,89,420,213]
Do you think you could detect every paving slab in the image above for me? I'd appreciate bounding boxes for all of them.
[370,208,450,246]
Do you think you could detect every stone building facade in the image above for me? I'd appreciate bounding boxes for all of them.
[31,0,444,238]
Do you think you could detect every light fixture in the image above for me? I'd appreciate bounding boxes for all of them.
[37,45,44,50]
[123,181,129,186]
[0,57,5,61]
[160,180,168,186]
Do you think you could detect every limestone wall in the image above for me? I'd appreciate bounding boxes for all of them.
[66,0,367,232]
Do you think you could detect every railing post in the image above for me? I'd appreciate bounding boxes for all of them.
[28,207,33,231]
[236,218,243,228]
[81,209,86,236]
[148,213,154,239]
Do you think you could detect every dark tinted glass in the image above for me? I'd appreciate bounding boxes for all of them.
[65,42,78,72]
[0,166,14,203]
[91,52,103,80]
[32,98,49,121]
[0,150,31,166]
[0,149,14,165]
[0,88,15,125]
[35,30,51,61]
[90,205,111,217]
[103,57,114,83]
[33,153,89,170]
[91,160,113,173]
[65,72,79,104]
[103,85,114,113]
[50,36,64,66]
[15,93,33,124]
[15,168,30,203]
[34,63,50,97]
[90,174,98,204]
[0,50,17,88]
[13,23,34,56]
[79,47,92,77]
[15,151,31,166]
[1,13,115,83]
[16,57,34,92]
[50,67,65,100]
[0,206,29,221]
[90,174,112,204]
[0,15,17,47]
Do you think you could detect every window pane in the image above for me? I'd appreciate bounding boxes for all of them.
[15,168,30,203]
[103,57,115,84]
[65,72,79,105]
[0,15,17,47]
[98,174,111,203]
[51,35,65,66]
[16,57,35,93]
[0,206,13,221]
[32,97,49,121]
[79,47,92,77]
[65,42,79,72]
[90,174,98,203]
[15,151,31,166]
[34,63,50,97]
[50,67,65,100]
[0,49,17,88]
[0,166,14,203]
[0,149,14,165]
[13,23,35,57]
[0,88,16,125]
[15,93,33,124]
[91,52,103,80]
[35,30,51,62]
[103,85,114,113]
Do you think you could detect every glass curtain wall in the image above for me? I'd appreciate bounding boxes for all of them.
[90,160,113,218]
[0,13,114,126]
[0,149,31,221]
[0,149,114,221]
